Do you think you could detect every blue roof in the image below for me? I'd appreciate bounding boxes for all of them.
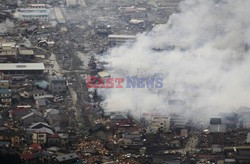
[0,89,11,94]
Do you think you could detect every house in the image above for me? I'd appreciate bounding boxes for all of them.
[0,127,20,147]
[47,134,60,147]
[32,129,55,145]
[29,122,53,131]
[35,98,46,111]
[0,42,17,57]
[49,76,67,94]
[21,109,45,126]
[57,129,77,144]
[58,133,69,147]
[0,89,12,106]
[170,114,187,130]
[148,115,170,133]
[29,90,47,99]
[0,80,10,89]
[52,153,80,164]
[44,109,60,130]
[10,108,30,121]
[110,114,131,127]
[122,133,142,146]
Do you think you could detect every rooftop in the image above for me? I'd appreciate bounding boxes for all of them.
[0,89,11,94]
[19,49,34,55]
[0,63,45,71]
[108,34,136,39]
[55,153,79,162]
[97,71,110,78]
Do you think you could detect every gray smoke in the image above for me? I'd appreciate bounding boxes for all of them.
[98,0,250,120]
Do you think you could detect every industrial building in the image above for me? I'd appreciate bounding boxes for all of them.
[0,42,17,57]
[0,63,45,74]
[49,76,67,94]
[108,34,136,46]
[148,115,171,133]
[14,8,50,21]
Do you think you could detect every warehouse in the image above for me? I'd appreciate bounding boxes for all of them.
[14,8,50,21]
[108,34,136,46]
[0,63,45,74]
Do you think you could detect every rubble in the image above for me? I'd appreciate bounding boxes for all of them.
[0,0,249,163]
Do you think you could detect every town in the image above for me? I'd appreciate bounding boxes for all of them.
[0,0,250,164]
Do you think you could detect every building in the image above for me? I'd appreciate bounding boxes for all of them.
[29,90,48,99]
[35,98,46,111]
[28,4,50,9]
[209,117,226,145]
[0,80,10,89]
[18,49,35,59]
[47,134,60,147]
[0,42,17,57]
[54,8,65,24]
[148,115,171,133]
[49,76,67,94]
[52,153,80,164]
[10,108,30,121]
[122,133,142,146]
[14,8,50,21]
[110,114,131,127]
[0,63,45,75]
[0,89,12,106]
[32,131,48,145]
[0,127,20,147]
[29,122,53,132]
[44,109,60,130]
[108,34,136,46]
[21,110,45,126]
[58,133,69,147]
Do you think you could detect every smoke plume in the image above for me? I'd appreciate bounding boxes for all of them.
[98,0,250,120]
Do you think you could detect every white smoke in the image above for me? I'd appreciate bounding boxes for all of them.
[98,0,250,120]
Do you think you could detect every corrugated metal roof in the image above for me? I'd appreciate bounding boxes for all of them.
[0,63,45,70]
[209,124,226,133]
[55,153,79,162]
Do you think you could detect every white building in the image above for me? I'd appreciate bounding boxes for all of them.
[28,4,50,9]
[0,42,17,57]
[148,115,171,133]
[108,34,136,46]
[14,8,50,21]
[54,8,65,24]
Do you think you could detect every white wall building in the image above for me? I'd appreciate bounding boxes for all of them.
[14,8,50,21]
[148,116,171,133]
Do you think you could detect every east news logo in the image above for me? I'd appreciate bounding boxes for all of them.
[86,76,163,88]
